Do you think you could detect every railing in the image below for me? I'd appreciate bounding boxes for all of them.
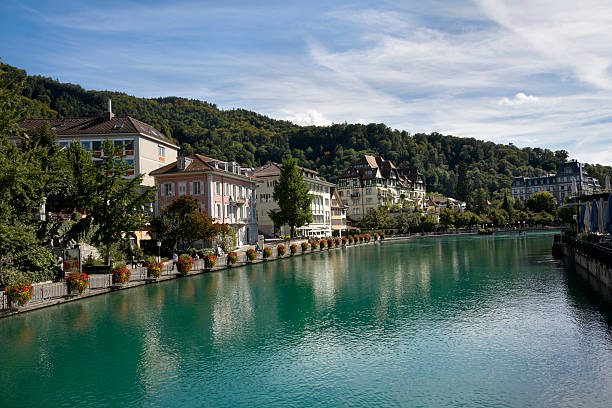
[562,234,612,267]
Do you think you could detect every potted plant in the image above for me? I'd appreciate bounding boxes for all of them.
[320,239,326,249]
[290,244,298,255]
[311,240,319,251]
[263,247,272,260]
[348,236,354,244]
[301,242,308,252]
[342,237,348,246]
[374,233,379,241]
[277,244,286,257]
[380,233,385,240]
[246,248,257,262]
[327,238,334,248]
[365,234,371,242]
[111,265,131,285]
[204,254,217,270]
[146,261,164,279]
[66,272,89,295]
[334,238,341,247]
[177,254,194,275]
[5,281,34,307]
[227,251,238,265]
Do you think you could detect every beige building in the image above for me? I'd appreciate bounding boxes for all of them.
[330,188,347,235]
[254,162,334,238]
[18,100,178,186]
[337,155,426,221]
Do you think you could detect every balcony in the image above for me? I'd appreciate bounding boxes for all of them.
[350,192,360,198]
[230,196,246,206]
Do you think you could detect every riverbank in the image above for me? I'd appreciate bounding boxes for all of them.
[0,227,559,318]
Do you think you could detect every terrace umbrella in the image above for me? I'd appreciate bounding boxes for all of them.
[584,203,591,232]
[606,194,612,234]
[579,204,586,231]
[590,199,598,232]
[599,198,606,233]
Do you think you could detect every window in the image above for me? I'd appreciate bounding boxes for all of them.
[114,140,123,149]
[59,141,69,148]
[216,203,222,218]
[366,188,372,195]
[192,181,201,195]
[224,183,229,196]
[163,183,174,197]
[215,182,221,195]
[158,145,166,157]
[232,185,237,198]
[366,198,372,204]
[178,182,186,196]
[124,139,134,150]
[325,198,329,206]
[92,141,102,152]
[353,208,360,215]
[353,180,359,187]
[81,141,91,151]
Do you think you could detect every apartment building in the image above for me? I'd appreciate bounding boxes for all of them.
[151,155,259,246]
[18,100,178,186]
[511,161,600,203]
[254,162,334,238]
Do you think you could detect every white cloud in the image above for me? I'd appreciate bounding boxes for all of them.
[281,109,332,126]
[498,93,540,106]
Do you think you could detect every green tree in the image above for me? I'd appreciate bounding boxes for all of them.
[526,192,556,214]
[75,140,154,264]
[268,156,313,238]
[472,187,488,215]
[439,208,456,229]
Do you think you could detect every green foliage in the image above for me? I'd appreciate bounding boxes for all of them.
[154,195,221,250]
[4,61,608,199]
[526,192,556,215]
[216,225,237,253]
[268,156,313,238]
[360,207,392,229]
[439,208,456,229]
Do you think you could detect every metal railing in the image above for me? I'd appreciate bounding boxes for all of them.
[562,234,612,267]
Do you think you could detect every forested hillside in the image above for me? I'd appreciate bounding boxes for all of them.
[3,61,611,197]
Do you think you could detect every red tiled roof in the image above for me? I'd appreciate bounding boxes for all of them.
[19,116,175,145]
[150,154,256,181]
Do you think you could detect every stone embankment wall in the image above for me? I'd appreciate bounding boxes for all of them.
[558,235,612,291]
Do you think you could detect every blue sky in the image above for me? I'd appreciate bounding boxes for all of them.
[2,0,612,165]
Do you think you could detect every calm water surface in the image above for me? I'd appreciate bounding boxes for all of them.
[2,232,612,407]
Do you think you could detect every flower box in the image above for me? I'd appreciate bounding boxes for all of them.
[66,272,89,294]
[263,247,272,259]
[290,244,298,255]
[311,241,319,250]
[146,262,164,278]
[227,251,238,265]
[5,283,34,306]
[111,266,131,284]
[341,237,348,246]
[177,254,194,275]
[300,242,308,252]
[277,244,286,257]
[204,255,217,270]
[246,248,257,262]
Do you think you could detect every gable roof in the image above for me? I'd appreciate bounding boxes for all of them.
[19,116,176,146]
[150,154,255,181]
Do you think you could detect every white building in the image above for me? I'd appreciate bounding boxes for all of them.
[511,161,601,203]
[254,162,334,238]
[18,100,178,186]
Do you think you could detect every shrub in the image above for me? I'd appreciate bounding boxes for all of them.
[227,251,238,265]
[111,265,131,284]
[277,244,286,256]
[177,255,194,275]
[146,261,164,278]
[5,282,34,306]
[263,247,272,259]
[246,248,257,261]
[342,237,348,246]
[66,272,89,294]
[290,244,298,255]
[311,240,319,250]
[204,255,217,269]
[301,242,308,252]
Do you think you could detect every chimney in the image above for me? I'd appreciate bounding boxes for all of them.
[103,99,114,121]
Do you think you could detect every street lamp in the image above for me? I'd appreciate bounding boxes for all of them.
[156,240,162,263]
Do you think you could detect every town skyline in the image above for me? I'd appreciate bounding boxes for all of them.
[2,0,612,165]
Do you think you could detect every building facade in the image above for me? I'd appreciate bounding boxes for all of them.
[337,155,426,221]
[18,100,178,186]
[254,163,334,238]
[151,155,259,246]
[330,188,347,235]
[511,161,601,203]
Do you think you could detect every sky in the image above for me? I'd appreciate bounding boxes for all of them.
[1,0,612,165]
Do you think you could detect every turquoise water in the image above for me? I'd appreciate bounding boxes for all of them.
[2,232,612,407]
